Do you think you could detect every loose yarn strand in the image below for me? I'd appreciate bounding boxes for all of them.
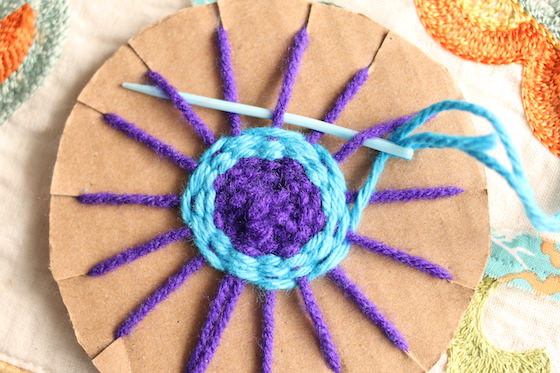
[327,266,408,351]
[392,100,560,232]
[297,277,341,373]
[271,27,309,128]
[307,66,370,144]
[216,25,243,136]
[115,255,205,338]
[147,70,217,145]
[350,99,560,233]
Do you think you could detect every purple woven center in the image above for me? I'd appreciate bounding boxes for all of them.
[213,157,326,258]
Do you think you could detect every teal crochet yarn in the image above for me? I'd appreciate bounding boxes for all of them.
[0,0,69,124]
[181,127,350,290]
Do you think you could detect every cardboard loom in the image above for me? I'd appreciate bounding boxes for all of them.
[49,0,490,372]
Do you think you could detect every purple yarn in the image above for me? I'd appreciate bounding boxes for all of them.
[115,255,205,338]
[333,114,415,162]
[185,275,245,373]
[147,70,216,146]
[307,67,370,144]
[216,26,242,136]
[271,27,309,128]
[262,290,275,373]
[88,226,192,276]
[345,186,464,204]
[103,113,198,172]
[346,231,452,280]
[213,157,325,258]
[297,277,341,373]
[77,192,180,208]
[327,266,408,351]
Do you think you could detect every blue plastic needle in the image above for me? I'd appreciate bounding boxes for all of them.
[121,82,414,160]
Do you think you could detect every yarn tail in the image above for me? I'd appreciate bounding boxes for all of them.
[185,274,245,373]
[115,255,205,338]
[346,231,452,280]
[327,266,408,351]
[391,100,560,232]
[297,277,342,373]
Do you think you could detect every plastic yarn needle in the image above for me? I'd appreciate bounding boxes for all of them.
[121,82,414,160]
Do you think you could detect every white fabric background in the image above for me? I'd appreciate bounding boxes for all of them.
[0,0,558,372]
[483,284,560,372]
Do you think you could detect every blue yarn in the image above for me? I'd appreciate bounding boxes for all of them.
[182,127,350,290]
[400,133,498,151]
[182,99,558,290]
[351,100,560,232]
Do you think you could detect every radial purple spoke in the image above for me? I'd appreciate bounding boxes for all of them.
[262,290,276,373]
[271,27,309,128]
[346,231,452,280]
[103,113,198,172]
[327,266,408,351]
[333,114,415,162]
[115,255,206,338]
[216,25,242,136]
[88,226,193,276]
[77,192,180,208]
[297,277,341,373]
[147,70,216,146]
[185,274,246,373]
[345,186,464,204]
[307,66,370,144]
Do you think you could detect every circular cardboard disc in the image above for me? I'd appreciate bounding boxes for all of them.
[49,1,490,372]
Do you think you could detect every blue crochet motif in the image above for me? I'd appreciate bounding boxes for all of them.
[181,127,350,290]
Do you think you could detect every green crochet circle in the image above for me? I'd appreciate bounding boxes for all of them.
[0,0,69,124]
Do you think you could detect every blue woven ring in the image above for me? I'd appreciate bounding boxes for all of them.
[181,127,350,290]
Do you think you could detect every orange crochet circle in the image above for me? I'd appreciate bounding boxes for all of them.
[415,0,537,64]
[0,4,36,83]
[415,0,560,155]
[523,43,560,154]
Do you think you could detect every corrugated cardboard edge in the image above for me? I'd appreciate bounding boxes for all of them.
[48,1,490,372]
[92,339,132,373]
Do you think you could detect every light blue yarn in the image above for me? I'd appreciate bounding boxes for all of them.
[351,100,560,233]
[182,127,350,290]
[181,99,558,290]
